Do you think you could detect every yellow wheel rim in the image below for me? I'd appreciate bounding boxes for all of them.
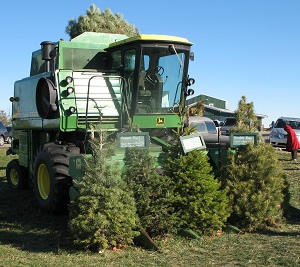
[10,169,19,186]
[37,163,50,200]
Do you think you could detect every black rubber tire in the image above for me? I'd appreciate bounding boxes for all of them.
[33,142,80,214]
[6,159,28,190]
[0,136,4,146]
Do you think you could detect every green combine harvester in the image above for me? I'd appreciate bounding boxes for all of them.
[6,32,195,214]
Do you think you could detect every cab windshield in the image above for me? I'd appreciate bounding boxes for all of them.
[136,45,187,114]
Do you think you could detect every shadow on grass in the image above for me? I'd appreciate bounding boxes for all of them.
[283,167,300,171]
[284,206,300,221]
[0,176,74,253]
[278,159,295,162]
[252,207,300,237]
[256,228,300,237]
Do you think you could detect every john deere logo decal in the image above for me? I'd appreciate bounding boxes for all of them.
[156,117,165,126]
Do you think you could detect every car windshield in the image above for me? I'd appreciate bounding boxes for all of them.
[276,119,300,130]
[191,121,217,134]
[224,118,236,126]
[206,122,217,133]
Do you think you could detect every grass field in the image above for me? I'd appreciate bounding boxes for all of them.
[0,146,299,267]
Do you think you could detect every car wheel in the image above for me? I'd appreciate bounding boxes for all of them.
[6,136,12,144]
[0,136,4,146]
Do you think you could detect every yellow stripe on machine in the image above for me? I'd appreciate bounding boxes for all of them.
[108,34,193,48]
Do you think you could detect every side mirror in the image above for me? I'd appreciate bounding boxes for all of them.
[189,52,194,61]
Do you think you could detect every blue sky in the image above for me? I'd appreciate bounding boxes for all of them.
[1,0,299,127]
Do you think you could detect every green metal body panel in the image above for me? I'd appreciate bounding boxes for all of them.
[207,146,228,170]
[70,32,128,45]
[69,154,86,180]
[69,143,166,181]
[18,131,28,166]
[30,32,128,76]
[57,70,78,131]
[133,114,181,128]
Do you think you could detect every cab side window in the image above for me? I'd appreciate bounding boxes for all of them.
[110,51,122,70]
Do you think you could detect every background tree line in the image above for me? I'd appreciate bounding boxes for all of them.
[0,110,11,126]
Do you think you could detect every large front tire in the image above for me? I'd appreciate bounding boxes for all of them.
[33,143,80,214]
[6,159,28,190]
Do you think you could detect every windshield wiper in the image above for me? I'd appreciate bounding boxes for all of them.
[168,45,183,77]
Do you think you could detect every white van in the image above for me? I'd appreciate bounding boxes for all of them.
[269,117,300,147]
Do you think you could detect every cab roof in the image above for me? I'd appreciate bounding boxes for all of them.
[107,34,193,49]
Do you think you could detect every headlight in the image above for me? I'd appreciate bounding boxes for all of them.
[66,76,73,84]
[69,106,76,114]
[67,87,74,95]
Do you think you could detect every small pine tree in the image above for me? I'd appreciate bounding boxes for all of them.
[122,147,179,236]
[66,4,139,39]
[164,149,231,236]
[221,142,286,231]
[68,139,140,251]
[231,95,260,133]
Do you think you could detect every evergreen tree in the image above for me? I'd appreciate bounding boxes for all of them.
[123,147,179,236]
[231,95,260,133]
[66,4,139,39]
[165,149,231,236]
[221,142,286,231]
[68,139,140,251]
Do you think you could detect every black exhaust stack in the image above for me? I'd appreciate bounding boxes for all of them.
[40,41,54,73]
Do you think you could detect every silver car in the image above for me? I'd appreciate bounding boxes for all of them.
[188,116,230,147]
[269,117,300,147]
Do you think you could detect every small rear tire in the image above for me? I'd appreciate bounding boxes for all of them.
[6,159,28,190]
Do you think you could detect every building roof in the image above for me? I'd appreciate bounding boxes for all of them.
[187,94,267,120]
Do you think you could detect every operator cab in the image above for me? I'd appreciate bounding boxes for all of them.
[105,35,195,116]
